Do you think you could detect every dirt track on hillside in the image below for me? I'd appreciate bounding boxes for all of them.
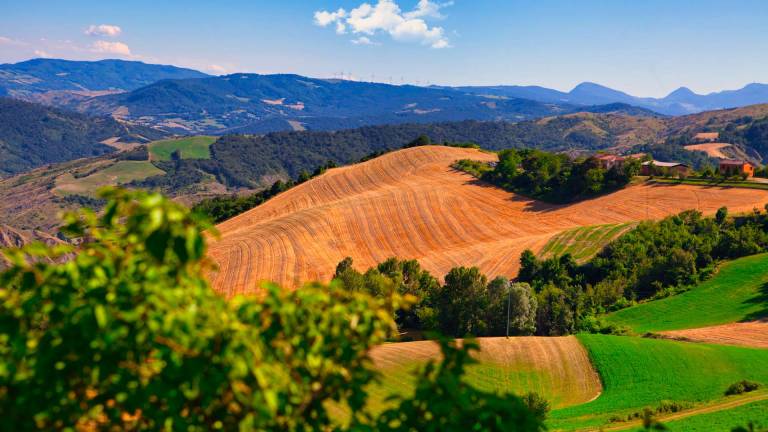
[208,145,768,295]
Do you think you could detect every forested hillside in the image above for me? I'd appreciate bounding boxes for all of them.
[0,98,165,177]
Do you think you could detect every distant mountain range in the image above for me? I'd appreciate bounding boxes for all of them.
[1,58,768,135]
[75,73,664,134]
[0,58,208,104]
[452,82,768,115]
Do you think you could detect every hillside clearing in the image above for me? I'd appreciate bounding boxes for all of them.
[148,136,216,160]
[54,160,165,196]
[357,336,601,416]
[684,143,733,159]
[549,334,768,430]
[208,145,768,295]
[605,253,768,334]
[539,223,636,262]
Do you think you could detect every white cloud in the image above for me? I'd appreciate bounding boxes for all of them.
[91,40,132,56]
[85,24,122,37]
[404,0,453,19]
[314,8,347,34]
[314,0,451,49]
[351,36,378,45]
[207,64,227,75]
[33,50,51,58]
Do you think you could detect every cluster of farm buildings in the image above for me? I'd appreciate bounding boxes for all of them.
[595,131,756,178]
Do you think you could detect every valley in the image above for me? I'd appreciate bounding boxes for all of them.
[3,51,768,431]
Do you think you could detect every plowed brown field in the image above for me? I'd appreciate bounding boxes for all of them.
[367,336,601,411]
[208,145,768,295]
[660,320,768,349]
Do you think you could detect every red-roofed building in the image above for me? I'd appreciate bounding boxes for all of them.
[594,154,626,170]
[719,160,754,178]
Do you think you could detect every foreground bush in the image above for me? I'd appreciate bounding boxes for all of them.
[0,188,541,431]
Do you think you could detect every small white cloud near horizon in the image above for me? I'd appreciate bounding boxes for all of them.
[91,40,132,56]
[351,36,379,45]
[85,24,122,37]
[33,49,51,58]
[207,64,228,75]
[314,0,452,49]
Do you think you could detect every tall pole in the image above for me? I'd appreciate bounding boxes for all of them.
[505,287,511,338]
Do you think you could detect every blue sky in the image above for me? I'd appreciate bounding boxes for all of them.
[1,0,766,97]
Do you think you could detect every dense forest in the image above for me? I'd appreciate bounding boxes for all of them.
[334,206,768,338]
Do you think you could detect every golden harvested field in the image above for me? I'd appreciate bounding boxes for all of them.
[684,142,732,159]
[365,336,601,413]
[661,321,768,349]
[208,145,768,295]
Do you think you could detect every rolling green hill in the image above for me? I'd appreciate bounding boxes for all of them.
[605,253,768,333]
[550,334,768,430]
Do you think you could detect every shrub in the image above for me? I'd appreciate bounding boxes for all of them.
[0,188,542,431]
[725,380,762,396]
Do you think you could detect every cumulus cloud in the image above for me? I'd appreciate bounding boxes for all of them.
[33,50,51,58]
[91,40,132,56]
[85,24,122,37]
[314,8,347,34]
[314,0,451,49]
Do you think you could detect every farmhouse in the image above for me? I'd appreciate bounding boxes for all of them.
[641,160,691,176]
[719,159,754,177]
[595,154,626,170]
[694,132,719,142]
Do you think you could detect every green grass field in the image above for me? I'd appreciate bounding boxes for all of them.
[662,398,768,431]
[148,136,216,161]
[55,161,165,196]
[549,334,768,430]
[605,253,768,333]
[539,222,636,262]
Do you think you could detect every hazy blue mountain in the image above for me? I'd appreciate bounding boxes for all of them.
[0,58,208,100]
[77,73,582,134]
[458,82,768,115]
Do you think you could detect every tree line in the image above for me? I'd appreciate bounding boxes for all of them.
[456,148,641,203]
[335,205,768,337]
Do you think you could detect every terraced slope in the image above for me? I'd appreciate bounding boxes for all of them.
[208,145,768,295]
[539,222,636,262]
[364,336,600,414]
